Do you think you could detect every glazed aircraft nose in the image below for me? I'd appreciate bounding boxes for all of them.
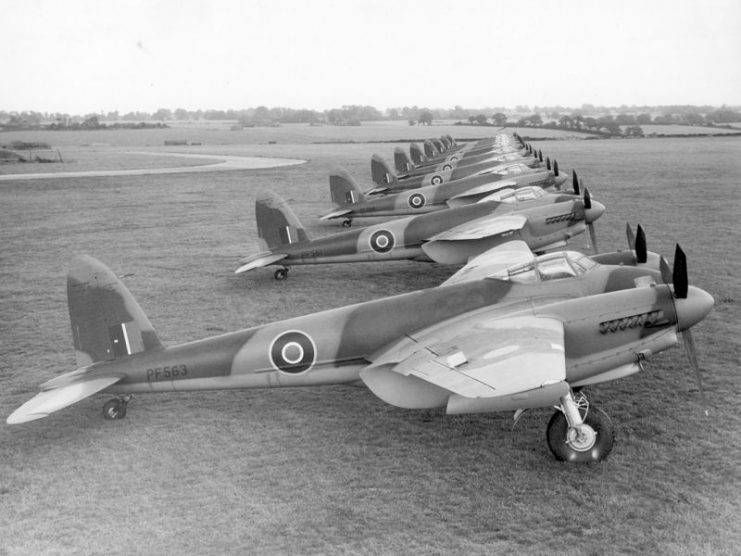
[584,200,606,223]
[675,286,714,331]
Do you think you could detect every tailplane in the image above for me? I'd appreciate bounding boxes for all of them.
[410,143,427,165]
[255,191,309,251]
[371,154,399,187]
[424,139,439,158]
[329,168,367,207]
[68,255,164,367]
[394,147,415,173]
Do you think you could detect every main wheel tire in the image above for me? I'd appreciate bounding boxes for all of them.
[274,268,289,281]
[102,399,127,420]
[342,219,352,228]
[546,407,615,462]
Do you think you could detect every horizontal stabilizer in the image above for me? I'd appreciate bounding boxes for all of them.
[441,240,535,286]
[236,252,288,274]
[7,375,123,424]
[319,208,353,221]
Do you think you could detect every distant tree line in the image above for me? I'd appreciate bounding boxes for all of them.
[2,104,740,131]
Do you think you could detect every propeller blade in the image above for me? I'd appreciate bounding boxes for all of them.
[588,223,598,254]
[583,187,592,210]
[572,170,580,195]
[659,256,672,284]
[673,244,688,298]
[626,223,636,249]
[635,225,647,264]
[538,150,543,162]
[546,156,551,170]
[553,159,559,176]
[682,329,709,414]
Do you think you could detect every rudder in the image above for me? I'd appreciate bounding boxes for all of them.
[329,168,366,207]
[255,191,309,251]
[371,154,399,187]
[394,147,415,173]
[68,255,164,367]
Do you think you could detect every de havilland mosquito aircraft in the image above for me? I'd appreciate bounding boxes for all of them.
[7,241,713,462]
[320,165,570,226]
[237,187,604,279]
[371,151,546,191]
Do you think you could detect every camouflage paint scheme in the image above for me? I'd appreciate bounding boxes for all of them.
[239,188,605,275]
[8,246,713,464]
[321,163,569,222]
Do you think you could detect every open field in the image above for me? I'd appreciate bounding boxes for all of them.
[1,126,740,555]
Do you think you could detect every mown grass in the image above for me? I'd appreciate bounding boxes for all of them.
[0,127,740,555]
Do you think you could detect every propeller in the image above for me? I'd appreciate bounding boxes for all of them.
[626,222,635,249]
[664,245,712,414]
[572,170,580,195]
[582,188,601,253]
[546,156,551,170]
[538,150,543,162]
[626,223,648,264]
[553,159,559,177]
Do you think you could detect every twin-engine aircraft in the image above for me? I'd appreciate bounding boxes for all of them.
[321,163,569,225]
[237,186,604,280]
[370,149,547,191]
[7,237,713,462]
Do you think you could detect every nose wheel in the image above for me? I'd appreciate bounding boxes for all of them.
[546,390,615,462]
[102,395,131,420]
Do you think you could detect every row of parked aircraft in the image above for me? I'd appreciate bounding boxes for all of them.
[7,133,714,464]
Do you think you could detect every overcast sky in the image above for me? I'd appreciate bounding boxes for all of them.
[2,0,740,114]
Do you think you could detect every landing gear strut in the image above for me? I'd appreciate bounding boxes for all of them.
[546,390,615,462]
[102,395,131,420]
[274,267,289,281]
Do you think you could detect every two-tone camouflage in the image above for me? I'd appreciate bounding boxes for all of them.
[8,241,714,463]
[239,187,605,279]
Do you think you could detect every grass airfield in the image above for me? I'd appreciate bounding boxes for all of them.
[1,124,740,555]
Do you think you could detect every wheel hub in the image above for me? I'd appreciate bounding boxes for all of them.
[566,424,597,452]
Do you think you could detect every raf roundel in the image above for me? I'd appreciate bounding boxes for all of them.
[408,193,426,209]
[369,230,395,253]
[269,330,317,374]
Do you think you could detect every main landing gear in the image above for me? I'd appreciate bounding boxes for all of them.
[102,395,132,420]
[341,218,353,228]
[546,390,615,462]
[274,267,289,280]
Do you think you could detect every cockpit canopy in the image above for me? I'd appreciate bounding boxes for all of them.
[492,251,597,283]
[488,186,547,204]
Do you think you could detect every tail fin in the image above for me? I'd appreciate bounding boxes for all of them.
[371,154,399,187]
[255,191,309,251]
[68,255,164,367]
[432,138,445,153]
[424,139,439,158]
[410,143,427,165]
[394,147,415,173]
[330,168,366,206]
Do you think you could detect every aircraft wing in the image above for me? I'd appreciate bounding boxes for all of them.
[360,313,567,410]
[445,180,516,208]
[7,375,123,424]
[235,252,288,274]
[319,208,353,221]
[440,240,535,287]
[426,214,526,242]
